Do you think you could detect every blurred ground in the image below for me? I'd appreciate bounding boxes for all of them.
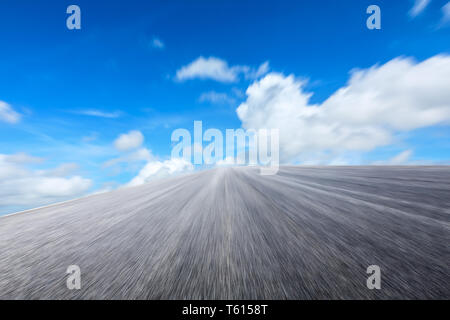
[0,166,449,299]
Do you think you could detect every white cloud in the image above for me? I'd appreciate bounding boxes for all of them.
[245,61,270,80]
[38,163,80,177]
[1,152,43,164]
[127,158,194,187]
[0,101,21,124]
[33,176,90,197]
[390,150,413,164]
[378,150,413,165]
[409,0,431,18]
[176,56,239,82]
[152,37,165,49]
[0,153,91,212]
[76,109,122,118]
[441,2,450,25]
[372,150,413,165]
[199,91,236,105]
[236,55,450,164]
[106,131,193,187]
[175,57,269,82]
[114,130,144,152]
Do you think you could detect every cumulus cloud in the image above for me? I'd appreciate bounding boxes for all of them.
[236,55,450,164]
[114,130,144,151]
[176,56,239,82]
[0,153,91,213]
[105,130,193,187]
[409,0,431,17]
[0,101,21,124]
[127,158,194,187]
[175,57,269,82]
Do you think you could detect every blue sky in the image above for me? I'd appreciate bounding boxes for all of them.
[0,0,449,213]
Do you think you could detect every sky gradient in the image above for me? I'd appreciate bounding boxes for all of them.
[0,0,449,214]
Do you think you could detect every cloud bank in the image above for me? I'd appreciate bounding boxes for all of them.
[0,153,91,212]
[237,55,450,164]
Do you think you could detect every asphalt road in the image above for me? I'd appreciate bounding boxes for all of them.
[0,166,449,299]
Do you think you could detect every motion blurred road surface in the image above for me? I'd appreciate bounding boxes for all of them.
[0,166,449,299]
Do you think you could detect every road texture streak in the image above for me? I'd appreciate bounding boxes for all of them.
[0,166,449,299]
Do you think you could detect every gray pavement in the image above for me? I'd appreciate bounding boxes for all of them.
[0,166,449,299]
